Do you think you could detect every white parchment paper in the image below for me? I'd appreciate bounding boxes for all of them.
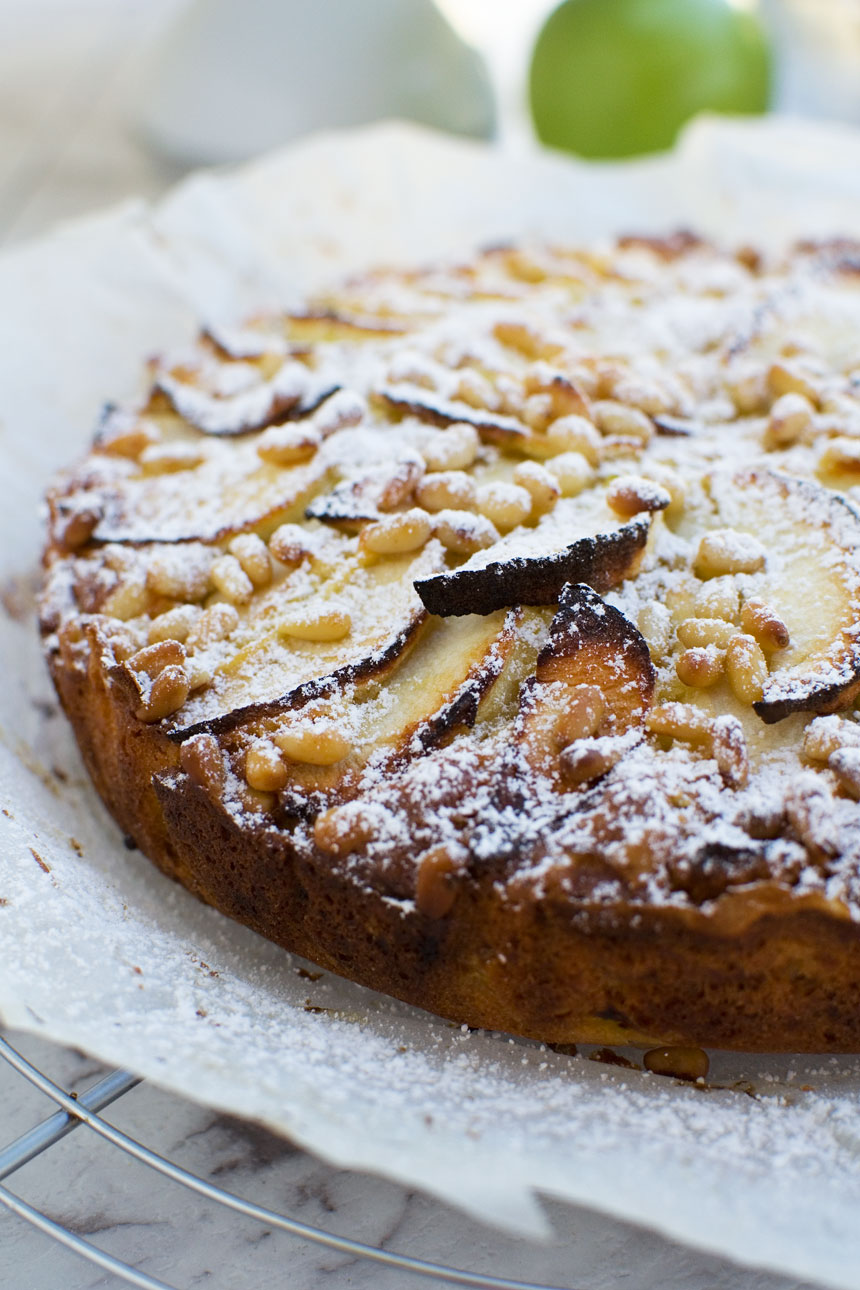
[4,115,860,1287]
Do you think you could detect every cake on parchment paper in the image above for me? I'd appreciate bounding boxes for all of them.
[39,233,860,1051]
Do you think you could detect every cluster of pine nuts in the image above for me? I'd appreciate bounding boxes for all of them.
[693,528,766,579]
[126,640,197,722]
[244,710,353,789]
[802,716,860,799]
[606,475,671,519]
[646,703,749,788]
[139,442,206,475]
[256,423,320,465]
[313,800,381,857]
[414,844,460,918]
[670,580,789,705]
[277,605,352,642]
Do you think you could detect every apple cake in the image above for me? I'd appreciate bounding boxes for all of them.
[40,233,860,1051]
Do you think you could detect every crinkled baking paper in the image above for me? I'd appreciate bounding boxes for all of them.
[3,115,860,1288]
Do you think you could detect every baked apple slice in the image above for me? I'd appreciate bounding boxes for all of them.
[517,583,654,785]
[415,494,650,617]
[703,470,860,723]
[378,383,530,449]
[168,539,446,737]
[305,448,425,529]
[49,413,333,547]
[155,362,338,436]
[200,609,526,806]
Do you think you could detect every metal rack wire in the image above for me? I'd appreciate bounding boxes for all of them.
[0,1035,570,1290]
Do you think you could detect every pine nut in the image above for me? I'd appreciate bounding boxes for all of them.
[148,604,200,645]
[676,646,724,688]
[136,664,190,722]
[606,475,671,518]
[313,389,367,434]
[245,741,289,791]
[693,577,739,622]
[58,505,101,551]
[643,1046,709,1082]
[127,639,185,679]
[524,367,591,422]
[185,658,212,691]
[556,684,606,747]
[767,360,820,405]
[274,723,351,766]
[210,554,254,605]
[140,442,205,474]
[422,423,479,472]
[637,602,673,661]
[229,533,272,587]
[646,702,713,745]
[694,529,766,578]
[475,482,532,532]
[644,465,685,515]
[676,617,737,649]
[186,603,240,649]
[179,733,224,794]
[415,844,458,918]
[611,373,672,417]
[592,400,654,444]
[599,436,644,461]
[256,424,321,465]
[434,509,500,555]
[725,633,768,704]
[712,715,749,789]
[454,369,498,411]
[522,393,555,432]
[512,461,560,514]
[803,715,860,763]
[278,605,352,641]
[100,424,158,459]
[726,366,768,415]
[545,451,594,497]
[147,548,212,602]
[545,416,601,464]
[764,392,814,449]
[415,471,477,512]
[103,579,149,621]
[740,598,790,651]
[818,436,860,474]
[559,737,621,785]
[360,508,433,555]
[314,801,378,857]
[829,747,860,800]
[268,523,315,567]
[377,457,425,511]
[493,319,551,359]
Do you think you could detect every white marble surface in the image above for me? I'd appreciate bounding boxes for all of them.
[0,4,839,1287]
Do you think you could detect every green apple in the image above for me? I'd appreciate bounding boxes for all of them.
[529,0,771,159]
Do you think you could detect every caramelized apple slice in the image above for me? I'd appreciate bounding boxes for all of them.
[705,470,860,723]
[48,417,332,546]
[415,494,650,617]
[305,448,425,529]
[167,539,446,737]
[520,588,654,784]
[155,362,338,436]
[378,384,530,448]
[207,610,525,804]
[518,583,654,783]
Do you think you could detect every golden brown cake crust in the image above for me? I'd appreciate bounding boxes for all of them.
[41,235,860,1051]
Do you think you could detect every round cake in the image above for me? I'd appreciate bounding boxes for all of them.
[40,233,860,1051]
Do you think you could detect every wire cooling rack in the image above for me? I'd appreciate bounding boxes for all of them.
[0,1033,572,1290]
